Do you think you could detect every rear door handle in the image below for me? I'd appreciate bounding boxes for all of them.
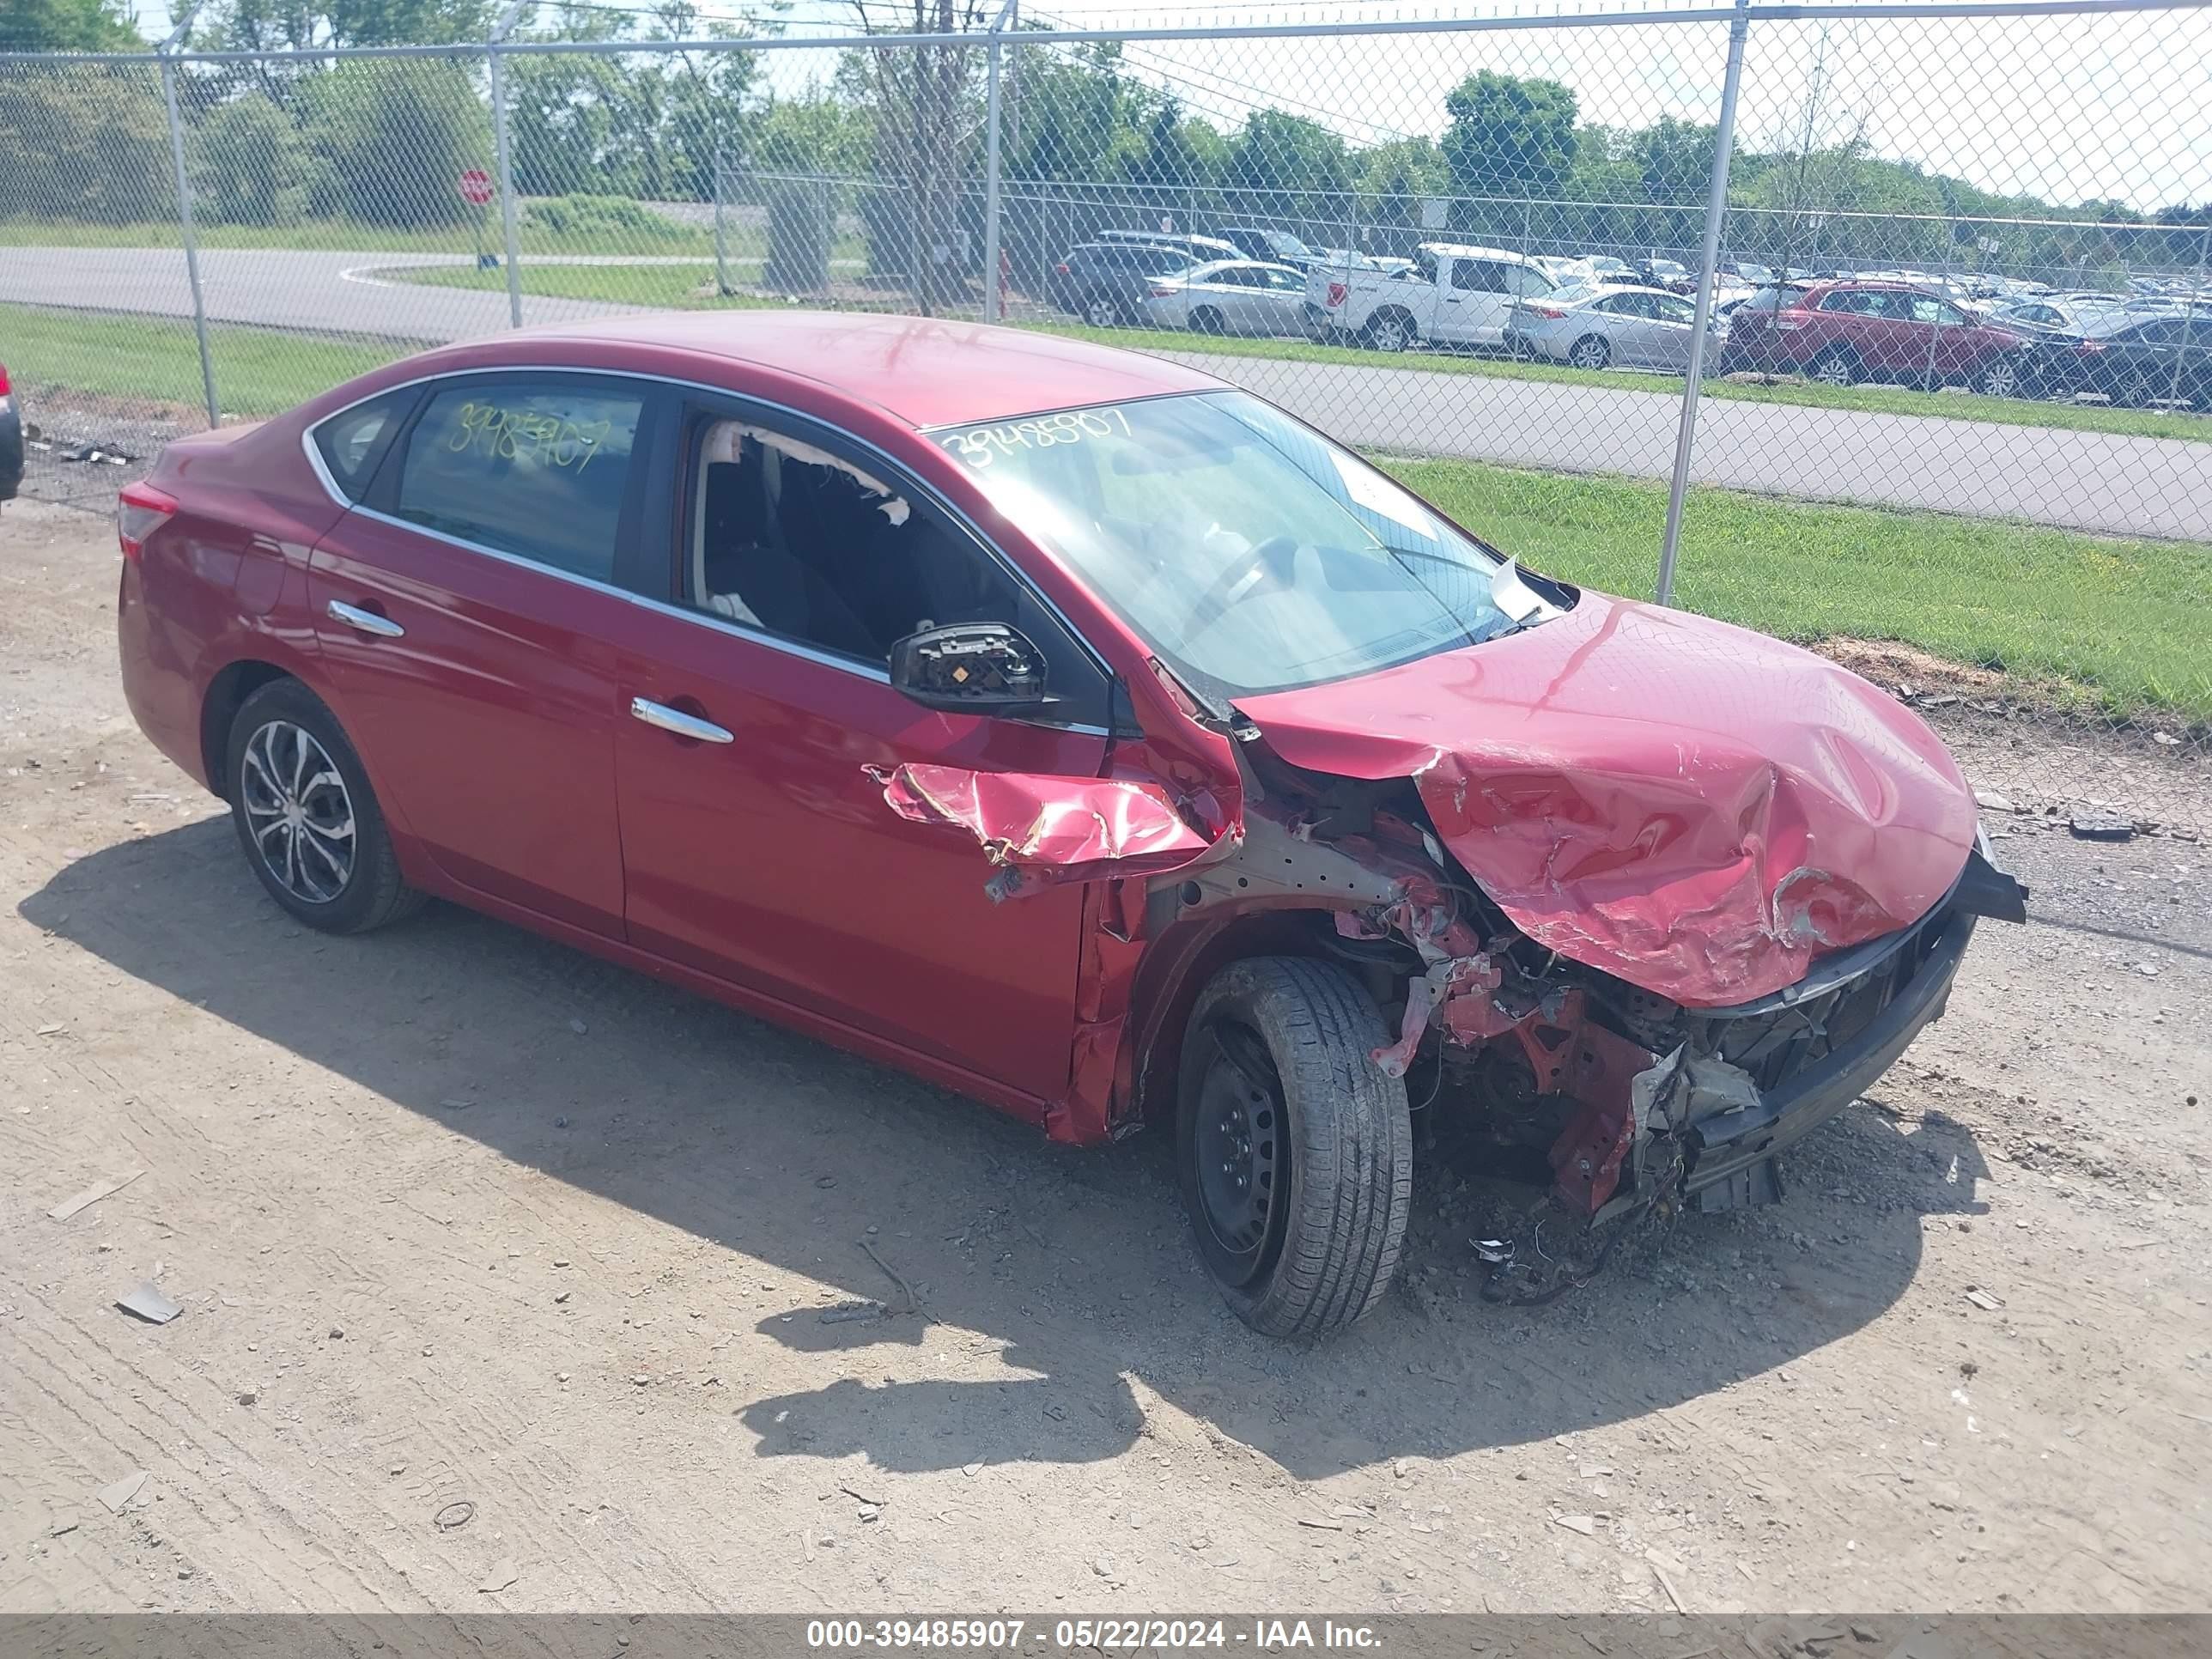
[326,599,404,639]
[630,696,733,744]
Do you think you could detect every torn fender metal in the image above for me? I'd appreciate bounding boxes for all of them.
[866,763,1230,898]
[1237,592,1982,1006]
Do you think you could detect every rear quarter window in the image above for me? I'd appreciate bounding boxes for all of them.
[312,388,417,501]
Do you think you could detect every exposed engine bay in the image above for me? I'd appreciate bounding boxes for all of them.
[1138,741,2026,1301]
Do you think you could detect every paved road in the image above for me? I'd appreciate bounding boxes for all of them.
[9,245,2209,540]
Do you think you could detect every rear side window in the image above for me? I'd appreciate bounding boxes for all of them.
[390,380,645,583]
[312,388,416,501]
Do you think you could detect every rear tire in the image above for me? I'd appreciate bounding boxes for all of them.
[1568,333,1611,370]
[1364,310,1417,353]
[1081,293,1125,329]
[1809,346,1859,387]
[226,678,422,935]
[1177,957,1412,1340]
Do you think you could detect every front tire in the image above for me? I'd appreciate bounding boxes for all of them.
[1975,355,2023,398]
[1081,294,1125,329]
[1177,957,1412,1340]
[226,678,421,934]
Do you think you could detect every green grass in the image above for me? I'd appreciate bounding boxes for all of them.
[377,260,2212,447]
[2,302,408,418]
[1386,455,2212,722]
[10,298,2206,721]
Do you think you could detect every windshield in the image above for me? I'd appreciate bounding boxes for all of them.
[931,392,1532,699]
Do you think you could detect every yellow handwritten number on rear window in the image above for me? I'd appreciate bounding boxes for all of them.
[445,401,614,473]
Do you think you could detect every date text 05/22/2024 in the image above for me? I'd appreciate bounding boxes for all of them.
[805,1620,1386,1650]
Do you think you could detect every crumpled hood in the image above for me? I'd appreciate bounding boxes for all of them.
[1237,592,1979,1007]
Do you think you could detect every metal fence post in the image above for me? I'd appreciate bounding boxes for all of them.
[489,1,529,329]
[981,0,1017,324]
[2172,226,2209,410]
[713,132,733,298]
[1656,0,1751,608]
[156,11,218,428]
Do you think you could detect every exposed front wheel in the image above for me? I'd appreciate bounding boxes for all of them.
[1082,294,1125,328]
[226,678,422,934]
[1177,957,1412,1340]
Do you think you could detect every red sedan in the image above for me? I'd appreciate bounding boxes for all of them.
[115,313,2024,1336]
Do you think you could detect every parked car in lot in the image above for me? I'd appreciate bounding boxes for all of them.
[1143,259,1310,335]
[1047,241,1199,327]
[1216,226,1328,270]
[1505,283,1718,370]
[1304,242,1556,351]
[0,362,21,502]
[1094,228,1243,264]
[2054,310,2212,406]
[1990,295,2130,333]
[112,313,2025,1336]
[1718,279,2032,395]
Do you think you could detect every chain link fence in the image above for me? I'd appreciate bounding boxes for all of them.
[3,0,2207,831]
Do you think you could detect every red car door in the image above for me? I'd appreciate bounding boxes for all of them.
[307,372,659,938]
[609,401,1116,1103]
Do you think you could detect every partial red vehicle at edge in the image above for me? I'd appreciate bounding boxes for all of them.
[116,313,2025,1337]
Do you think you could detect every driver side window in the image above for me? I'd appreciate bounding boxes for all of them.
[685,416,1018,664]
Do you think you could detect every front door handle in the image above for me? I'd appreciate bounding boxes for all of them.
[630,696,733,744]
[326,599,404,639]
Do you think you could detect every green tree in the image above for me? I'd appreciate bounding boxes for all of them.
[0,66,171,224]
[1224,109,1349,223]
[191,89,307,224]
[297,56,491,228]
[1441,71,1577,203]
[1356,137,1445,234]
[0,0,143,50]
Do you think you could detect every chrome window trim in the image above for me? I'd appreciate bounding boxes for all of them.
[296,362,1122,691]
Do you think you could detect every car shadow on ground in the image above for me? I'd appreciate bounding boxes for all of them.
[22,820,1986,1480]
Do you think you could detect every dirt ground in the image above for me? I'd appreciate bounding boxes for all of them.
[3,495,2209,1616]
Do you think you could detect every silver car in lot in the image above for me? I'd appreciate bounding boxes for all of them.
[1506,283,1717,371]
[1142,259,1310,335]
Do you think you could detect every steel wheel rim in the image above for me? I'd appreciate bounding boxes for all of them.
[1193,1020,1283,1281]
[240,720,356,905]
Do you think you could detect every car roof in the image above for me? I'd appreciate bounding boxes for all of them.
[1416,242,1528,263]
[507,310,1224,429]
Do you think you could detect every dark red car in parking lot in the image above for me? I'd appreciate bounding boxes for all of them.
[114,313,2022,1336]
[1722,279,2031,396]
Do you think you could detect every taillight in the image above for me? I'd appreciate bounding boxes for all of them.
[117,481,179,562]
[1326,282,1347,307]
[1526,304,1567,319]
[0,362,11,396]
[2075,339,2106,355]
[1054,263,1071,276]
[1148,284,1176,298]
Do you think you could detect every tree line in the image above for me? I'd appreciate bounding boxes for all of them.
[3,0,2204,290]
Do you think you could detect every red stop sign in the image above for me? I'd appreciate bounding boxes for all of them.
[457,169,494,206]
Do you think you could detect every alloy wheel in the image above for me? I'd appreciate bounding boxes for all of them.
[1084,296,1121,328]
[1570,337,1609,369]
[1369,317,1410,352]
[239,719,356,905]
[1813,353,1856,386]
[1979,358,2021,398]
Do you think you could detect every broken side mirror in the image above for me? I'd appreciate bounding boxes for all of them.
[888,622,1053,716]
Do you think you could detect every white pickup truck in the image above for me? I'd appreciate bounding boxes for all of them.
[1303,243,1559,352]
